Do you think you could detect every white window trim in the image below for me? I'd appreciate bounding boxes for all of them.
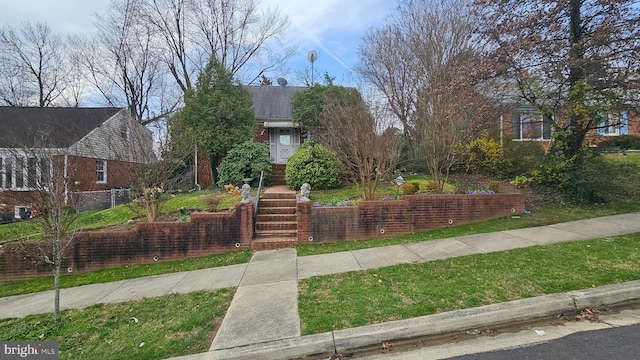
[513,110,553,142]
[96,160,107,184]
[0,155,52,191]
[14,205,32,220]
[602,113,621,136]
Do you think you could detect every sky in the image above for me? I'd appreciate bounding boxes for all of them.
[0,0,398,87]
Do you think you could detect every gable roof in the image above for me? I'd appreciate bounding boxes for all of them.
[244,85,307,121]
[0,107,124,148]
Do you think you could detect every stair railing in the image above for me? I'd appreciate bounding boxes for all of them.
[254,170,264,223]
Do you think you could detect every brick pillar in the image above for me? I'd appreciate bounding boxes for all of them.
[297,201,312,243]
[238,203,254,246]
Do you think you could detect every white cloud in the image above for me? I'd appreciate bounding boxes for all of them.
[265,0,392,45]
[261,0,396,83]
[0,0,109,34]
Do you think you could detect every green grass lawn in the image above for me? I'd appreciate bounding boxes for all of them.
[0,190,239,242]
[298,233,640,335]
[0,289,234,360]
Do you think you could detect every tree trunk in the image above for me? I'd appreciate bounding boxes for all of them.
[54,260,61,325]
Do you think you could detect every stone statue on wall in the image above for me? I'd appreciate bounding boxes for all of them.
[240,184,251,204]
[299,183,311,202]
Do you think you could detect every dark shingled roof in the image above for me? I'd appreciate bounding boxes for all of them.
[244,85,307,121]
[0,107,123,148]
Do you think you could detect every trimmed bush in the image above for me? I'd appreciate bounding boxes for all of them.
[503,140,546,177]
[462,133,509,178]
[217,141,272,188]
[286,142,344,190]
[424,180,439,193]
[488,181,501,193]
[400,183,417,195]
[598,135,640,150]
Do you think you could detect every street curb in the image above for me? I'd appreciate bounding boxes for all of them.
[171,280,640,360]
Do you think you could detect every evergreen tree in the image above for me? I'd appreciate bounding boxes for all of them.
[171,59,256,182]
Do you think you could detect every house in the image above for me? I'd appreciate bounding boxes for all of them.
[499,105,639,146]
[244,84,307,164]
[0,107,154,218]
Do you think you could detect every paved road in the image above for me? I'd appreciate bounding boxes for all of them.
[448,323,640,360]
[349,306,640,360]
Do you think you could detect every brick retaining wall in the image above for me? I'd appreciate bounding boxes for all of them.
[297,193,525,244]
[0,204,253,282]
[1,193,524,283]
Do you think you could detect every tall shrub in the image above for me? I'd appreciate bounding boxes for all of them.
[285,142,344,190]
[217,141,271,188]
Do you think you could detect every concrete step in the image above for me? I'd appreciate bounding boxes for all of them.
[271,165,287,186]
[254,229,297,238]
[261,192,296,200]
[251,237,297,251]
[255,221,298,231]
[258,207,297,215]
[259,199,297,208]
[256,214,297,222]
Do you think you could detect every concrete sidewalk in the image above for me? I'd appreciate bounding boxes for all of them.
[1,212,640,359]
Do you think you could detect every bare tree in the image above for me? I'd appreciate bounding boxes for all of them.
[356,0,495,190]
[140,0,294,93]
[317,88,401,200]
[0,21,69,107]
[121,134,191,222]
[189,0,294,84]
[358,22,417,137]
[0,145,83,325]
[415,76,495,191]
[81,0,177,124]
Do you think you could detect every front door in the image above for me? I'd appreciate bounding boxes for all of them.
[270,128,300,164]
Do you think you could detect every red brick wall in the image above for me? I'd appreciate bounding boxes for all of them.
[0,204,253,282]
[0,155,142,211]
[255,124,269,143]
[2,194,525,282]
[298,193,525,244]
[66,155,137,191]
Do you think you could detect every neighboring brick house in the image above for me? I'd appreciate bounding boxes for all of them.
[244,84,307,164]
[499,105,639,147]
[0,107,154,219]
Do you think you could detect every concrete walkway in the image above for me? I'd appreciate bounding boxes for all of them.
[1,213,640,359]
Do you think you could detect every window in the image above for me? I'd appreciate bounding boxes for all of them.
[96,160,107,183]
[14,158,24,188]
[598,112,628,136]
[4,158,12,188]
[14,205,31,220]
[120,124,129,140]
[40,158,51,187]
[279,129,291,146]
[27,157,37,188]
[512,110,552,141]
